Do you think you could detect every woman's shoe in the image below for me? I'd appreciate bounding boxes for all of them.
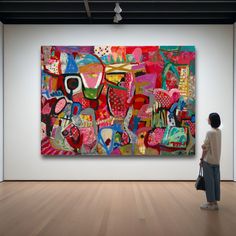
[200,203,219,210]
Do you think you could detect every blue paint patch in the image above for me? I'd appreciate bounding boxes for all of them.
[98,124,123,155]
[65,54,78,74]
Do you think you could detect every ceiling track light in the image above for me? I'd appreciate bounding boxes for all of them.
[113,15,119,23]
[114,2,122,14]
[116,13,122,21]
[113,2,122,23]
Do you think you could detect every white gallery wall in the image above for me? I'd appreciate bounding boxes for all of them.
[0,22,3,182]
[4,25,234,180]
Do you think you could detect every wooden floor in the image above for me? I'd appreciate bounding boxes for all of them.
[0,182,235,236]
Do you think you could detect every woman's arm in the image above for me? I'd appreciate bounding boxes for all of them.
[200,149,207,163]
[200,133,210,164]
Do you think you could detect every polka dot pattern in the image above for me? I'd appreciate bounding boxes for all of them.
[94,46,112,57]
[155,91,172,108]
[108,87,128,118]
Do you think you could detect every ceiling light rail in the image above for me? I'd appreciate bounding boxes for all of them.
[2,0,235,2]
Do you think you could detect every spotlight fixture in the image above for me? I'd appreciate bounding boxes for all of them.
[113,15,119,23]
[113,3,122,23]
[116,13,122,21]
[114,2,122,14]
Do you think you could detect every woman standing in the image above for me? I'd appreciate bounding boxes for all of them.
[200,113,221,210]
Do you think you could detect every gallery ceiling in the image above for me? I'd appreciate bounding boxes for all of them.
[0,0,236,24]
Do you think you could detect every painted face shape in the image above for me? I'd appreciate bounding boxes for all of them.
[64,75,82,95]
[80,63,104,100]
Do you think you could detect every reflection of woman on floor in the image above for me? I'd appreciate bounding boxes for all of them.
[200,113,221,210]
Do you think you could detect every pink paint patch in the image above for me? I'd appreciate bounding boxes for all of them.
[80,127,96,145]
[82,73,100,88]
[55,98,66,114]
[42,103,51,115]
[147,128,165,146]
[111,148,121,155]
[41,137,76,156]
[132,48,142,63]
[169,88,181,103]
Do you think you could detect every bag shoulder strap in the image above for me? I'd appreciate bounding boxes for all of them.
[199,166,203,176]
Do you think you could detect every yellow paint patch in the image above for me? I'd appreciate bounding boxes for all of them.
[106,74,124,84]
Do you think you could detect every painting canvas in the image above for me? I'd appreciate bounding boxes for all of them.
[41,46,195,156]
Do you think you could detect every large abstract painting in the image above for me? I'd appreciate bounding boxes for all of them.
[41,46,195,156]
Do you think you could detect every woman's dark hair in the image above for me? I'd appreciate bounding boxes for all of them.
[209,113,221,128]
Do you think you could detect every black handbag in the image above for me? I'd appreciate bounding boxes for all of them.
[195,166,205,190]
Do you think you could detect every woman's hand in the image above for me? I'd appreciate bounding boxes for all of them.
[199,158,203,166]
[201,144,208,151]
